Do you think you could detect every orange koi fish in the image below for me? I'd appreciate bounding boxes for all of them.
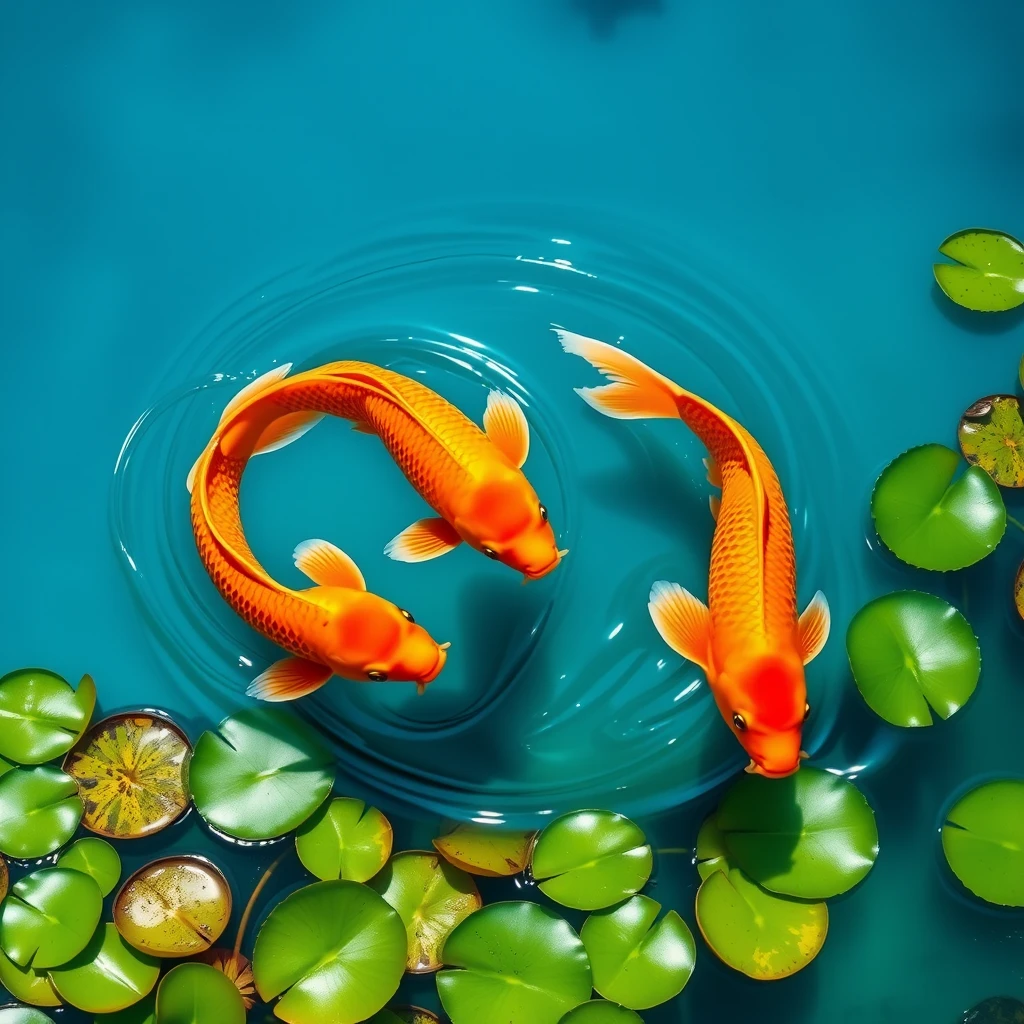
[559,330,830,777]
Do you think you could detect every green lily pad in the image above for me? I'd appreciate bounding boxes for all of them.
[369,850,482,972]
[154,962,246,1024]
[0,946,61,1007]
[0,867,103,969]
[559,1002,643,1023]
[531,810,652,911]
[581,895,694,1009]
[190,708,334,841]
[0,765,83,858]
[964,997,1024,1023]
[846,591,981,727]
[437,901,592,1024]
[57,838,122,896]
[871,444,1005,570]
[716,767,878,899]
[959,395,1024,488]
[0,1008,55,1024]
[114,856,232,957]
[252,879,406,1024]
[934,228,1024,312]
[98,993,157,1023]
[433,824,536,877]
[197,949,255,1011]
[0,669,96,765]
[942,779,1024,906]
[49,923,160,1013]
[295,797,393,882]
[63,713,192,840]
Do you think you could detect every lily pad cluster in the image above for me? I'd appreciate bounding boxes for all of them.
[694,767,878,980]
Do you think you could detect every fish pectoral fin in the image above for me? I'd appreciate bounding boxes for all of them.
[246,657,332,702]
[385,517,462,563]
[294,539,366,590]
[703,455,722,487]
[797,590,831,664]
[648,580,711,671]
[219,363,293,426]
[253,411,325,456]
[482,390,530,468]
[186,451,203,494]
[351,419,376,434]
[708,495,721,521]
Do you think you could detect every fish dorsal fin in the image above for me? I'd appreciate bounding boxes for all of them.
[797,591,830,664]
[385,517,462,562]
[482,390,530,468]
[294,539,366,590]
[246,656,332,701]
[648,580,711,672]
[253,411,325,455]
[219,363,293,426]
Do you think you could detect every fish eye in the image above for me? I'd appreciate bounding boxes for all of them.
[539,504,549,522]
[482,546,499,560]
[400,608,415,623]
[804,702,811,721]
[732,712,747,732]
[368,670,388,682]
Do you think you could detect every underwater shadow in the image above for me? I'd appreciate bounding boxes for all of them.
[570,0,664,37]
[931,283,1024,335]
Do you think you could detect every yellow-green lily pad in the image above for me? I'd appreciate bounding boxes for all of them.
[0,945,61,1007]
[197,949,255,1011]
[934,228,1024,312]
[57,838,121,896]
[0,766,83,858]
[959,395,1024,487]
[295,797,393,882]
[433,824,536,877]
[0,669,96,765]
[154,962,246,1024]
[559,1002,643,1023]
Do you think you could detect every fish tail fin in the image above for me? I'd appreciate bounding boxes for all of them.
[554,328,680,420]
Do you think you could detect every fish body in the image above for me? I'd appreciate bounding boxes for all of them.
[559,330,829,776]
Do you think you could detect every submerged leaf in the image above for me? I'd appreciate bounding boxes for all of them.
[963,997,1024,1023]
[295,797,392,882]
[155,962,246,1024]
[0,669,96,765]
[871,444,1005,570]
[934,228,1024,312]
[0,765,83,858]
[63,713,191,839]
[433,824,536,877]
[959,395,1024,487]
[57,837,122,896]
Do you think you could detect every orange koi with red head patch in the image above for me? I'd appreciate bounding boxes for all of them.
[559,330,829,777]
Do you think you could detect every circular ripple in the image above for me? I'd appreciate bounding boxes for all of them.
[111,206,872,825]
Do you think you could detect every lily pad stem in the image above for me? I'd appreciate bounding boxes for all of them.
[233,849,289,961]
[1007,513,1024,535]
[656,847,690,856]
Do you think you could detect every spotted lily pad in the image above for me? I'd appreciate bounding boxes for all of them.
[0,867,102,968]
[63,713,191,839]
[198,949,256,1011]
[57,837,122,896]
[253,879,407,1024]
[959,395,1024,487]
[531,810,652,911]
[0,946,61,1007]
[190,708,334,841]
[846,591,981,727]
[0,669,96,765]
[0,765,83,858]
[370,851,482,972]
[114,855,232,957]
[295,797,393,882]
[716,767,879,899]
[871,444,1005,570]
[437,901,592,1024]
[581,894,695,1009]
[48,923,160,1013]
[368,1011,441,1024]
[0,1009,54,1024]
[559,1002,643,1023]
[942,780,1024,906]
[433,824,536,877]
[934,229,1024,312]
[155,962,246,1024]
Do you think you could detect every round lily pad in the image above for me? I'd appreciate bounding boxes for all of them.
[190,707,334,841]
[56,837,121,896]
[964,997,1024,1023]
[580,894,695,1010]
[871,444,1005,570]
[433,824,536,877]
[49,923,160,1013]
[942,779,1024,906]
[253,879,406,1024]
[559,1002,643,1023]
[846,591,981,727]
[0,867,102,968]
[0,669,96,765]
[370,850,482,972]
[0,1008,54,1024]
[0,765,83,858]
[114,855,232,957]
[531,810,652,911]
[716,767,879,899]
[437,901,592,1024]
[155,962,246,1024]
[295,797,393,882]
[198,949,255,1011]
[63,713,191,839]
[959,395,1024,487]
[934,228,1024,312]
[100,994,156,1023]
[0,946,60,1007]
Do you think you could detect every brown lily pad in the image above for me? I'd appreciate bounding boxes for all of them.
[959,395,1024,488]
[114,855,232,957]
[64,712,191,839]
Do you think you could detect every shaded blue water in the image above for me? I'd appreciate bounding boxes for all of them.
[2,2,1024,1021]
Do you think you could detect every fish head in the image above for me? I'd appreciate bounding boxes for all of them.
[717,651,808,777]
[330,593,448,690]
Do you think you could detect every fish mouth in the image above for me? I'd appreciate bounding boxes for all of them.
[744,759,801,779]
[420,644,449,686]
[522,548,569,582]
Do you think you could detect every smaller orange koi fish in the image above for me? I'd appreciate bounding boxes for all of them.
[560,330,830,777]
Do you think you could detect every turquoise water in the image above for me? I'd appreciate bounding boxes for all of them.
[3,2,1024,1021]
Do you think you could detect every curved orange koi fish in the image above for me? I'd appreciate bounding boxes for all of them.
[559,330,830,777]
